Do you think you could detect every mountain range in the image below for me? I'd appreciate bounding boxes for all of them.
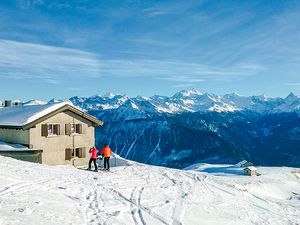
[67,89,300,168]
[70,89,300,115]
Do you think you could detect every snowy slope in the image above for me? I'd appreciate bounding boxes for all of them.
[0,156,299,225]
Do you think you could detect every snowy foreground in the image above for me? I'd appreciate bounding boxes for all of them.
[0,156,300,225]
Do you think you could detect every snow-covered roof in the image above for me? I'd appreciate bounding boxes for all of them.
[0,141,28,151]
[0,101,102,128]
[244,166,257,171]
[236,160,248,167]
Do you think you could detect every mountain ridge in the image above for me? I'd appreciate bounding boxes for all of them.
[69,89,300,115]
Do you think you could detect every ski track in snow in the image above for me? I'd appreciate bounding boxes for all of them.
[0,157,300,225]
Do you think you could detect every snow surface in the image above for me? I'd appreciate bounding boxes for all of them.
[245,166,257,171]
[23,100,47,106]
[0,101,75,126]
[0,156,299,225]
[208,104,238,112]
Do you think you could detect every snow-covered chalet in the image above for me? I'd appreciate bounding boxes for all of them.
[0,101,103,166]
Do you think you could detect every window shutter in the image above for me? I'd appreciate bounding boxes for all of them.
[65,124,71,135]
[41,124,48,137]
[81,147,86,158]
[81,124,85,134]
[77,124,83,134]
[53,124,59,135]
[60,123,65,135]
[75,148,80,158]
[65,148,72,160]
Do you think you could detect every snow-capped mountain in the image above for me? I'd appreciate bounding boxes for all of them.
[70,89,300,115]
[70,94,129,111]
[1,155,300,225]
[67,89,300,168]
[273,92,300,113]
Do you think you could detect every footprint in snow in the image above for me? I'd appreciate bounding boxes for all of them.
[14,207,32,215]
[110,211,120,216]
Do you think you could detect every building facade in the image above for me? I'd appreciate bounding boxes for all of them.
[0,102,103,166]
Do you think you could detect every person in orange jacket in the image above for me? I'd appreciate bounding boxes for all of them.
[100,144,112,170]
[88,146,99,171]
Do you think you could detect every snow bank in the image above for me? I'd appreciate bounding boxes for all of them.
[0,156,299,225]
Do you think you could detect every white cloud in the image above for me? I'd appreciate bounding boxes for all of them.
[0,39,266,85]
[170,83,194,88]
[158,76,205,83]
[0,39,102,81]
[143,7,171,17]
[97,59,265,80]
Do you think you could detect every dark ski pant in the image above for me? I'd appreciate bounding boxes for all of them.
[88,158,98,171]
[104,157,110,170]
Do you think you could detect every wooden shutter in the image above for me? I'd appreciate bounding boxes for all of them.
[65,148,72,160]
[53,124,59,135]
[81,124,85,134]
[76,124,83,134]
[41,124,48,137]
[60,123,65,135]
[75,148,80,158]
[81,147,86,158]
[65,124,71,135]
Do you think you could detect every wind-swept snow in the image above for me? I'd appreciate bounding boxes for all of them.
[0,156,299,225]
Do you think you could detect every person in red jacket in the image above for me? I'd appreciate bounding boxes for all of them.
[88,146,99,171]
[100,144,112,170]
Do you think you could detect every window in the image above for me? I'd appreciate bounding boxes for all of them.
[75,147,85,158]
[73,124,83,134]
[65,147,86,160]
[42,124,61,136]
[66,123,83,135]
[48,124,60,135]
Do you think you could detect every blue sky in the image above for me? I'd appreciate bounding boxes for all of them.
[0,0,300,100]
